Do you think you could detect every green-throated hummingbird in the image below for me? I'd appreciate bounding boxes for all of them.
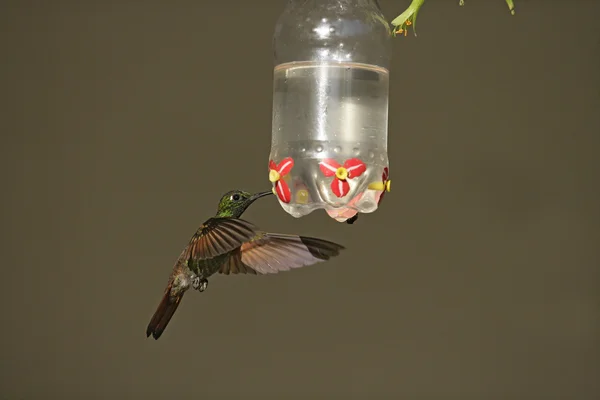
[146,189,345,340]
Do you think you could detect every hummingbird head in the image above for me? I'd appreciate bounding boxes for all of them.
[216,189,273,218]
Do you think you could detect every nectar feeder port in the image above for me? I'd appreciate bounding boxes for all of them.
[268,0,393,222]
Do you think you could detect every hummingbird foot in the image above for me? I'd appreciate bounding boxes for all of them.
[192,277,208,292]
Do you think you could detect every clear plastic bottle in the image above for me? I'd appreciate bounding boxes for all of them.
[268,0,392,222]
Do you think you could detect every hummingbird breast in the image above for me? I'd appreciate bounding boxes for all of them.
[190,253,230,280]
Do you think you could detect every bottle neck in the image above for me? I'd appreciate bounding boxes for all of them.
[275,0,391,69]
[285,0,381,9]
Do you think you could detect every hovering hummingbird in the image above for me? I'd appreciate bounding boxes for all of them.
[146,189,345,340]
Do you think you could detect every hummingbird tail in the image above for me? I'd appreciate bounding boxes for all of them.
[146,285,184,340]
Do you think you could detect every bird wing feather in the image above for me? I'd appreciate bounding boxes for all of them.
[184,218,259,262]
[219,232,344,275]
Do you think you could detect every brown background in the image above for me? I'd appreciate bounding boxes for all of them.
[1,0,599,399]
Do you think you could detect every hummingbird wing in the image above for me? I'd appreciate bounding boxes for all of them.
[147,218,259,340]
[184,218,259,261]
[219,232,344,275]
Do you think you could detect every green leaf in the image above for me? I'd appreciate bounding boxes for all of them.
[505,0,516,15]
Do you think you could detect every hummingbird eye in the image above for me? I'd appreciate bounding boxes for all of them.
[231,194,241,201]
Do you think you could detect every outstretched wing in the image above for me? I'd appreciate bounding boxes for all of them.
[184,218,259,262]
[219,232,344,275]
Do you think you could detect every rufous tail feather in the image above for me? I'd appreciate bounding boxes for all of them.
[146,284,183,340]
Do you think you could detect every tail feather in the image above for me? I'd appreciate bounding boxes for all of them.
[146,285,184,340]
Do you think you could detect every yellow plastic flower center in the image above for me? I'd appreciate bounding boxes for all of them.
[271,187,277,195]
[269,169,280,183]
[296,189,309,204]
[368,179,391,192]
[368,182,384,191]
[335,167,348,181]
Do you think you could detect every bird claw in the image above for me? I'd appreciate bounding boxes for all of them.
[192,277,208,292]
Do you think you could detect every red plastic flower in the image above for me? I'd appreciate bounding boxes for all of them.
[268,157,294,203]
[379,167,391,204]
[368,167,391,204]
[319,158,366,198]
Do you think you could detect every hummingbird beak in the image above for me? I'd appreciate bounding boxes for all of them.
[250,190,274,202]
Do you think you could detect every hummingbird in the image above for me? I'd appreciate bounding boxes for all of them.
[146,189,345,340]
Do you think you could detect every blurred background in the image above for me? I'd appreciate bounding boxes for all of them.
[1,0,599,399]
